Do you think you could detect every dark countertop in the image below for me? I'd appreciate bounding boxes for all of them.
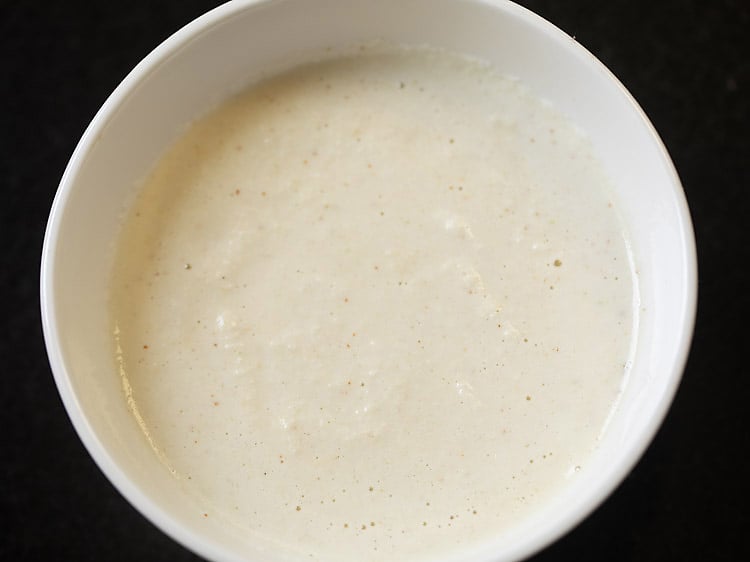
[2,1,747,560]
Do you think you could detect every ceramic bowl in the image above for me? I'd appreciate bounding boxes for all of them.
[41,1,697,560]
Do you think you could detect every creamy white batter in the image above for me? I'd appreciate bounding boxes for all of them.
[110,47,636,561]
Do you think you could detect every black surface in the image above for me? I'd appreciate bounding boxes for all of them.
[2,1,747,560]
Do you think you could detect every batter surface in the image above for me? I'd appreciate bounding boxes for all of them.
[111,47,635,561]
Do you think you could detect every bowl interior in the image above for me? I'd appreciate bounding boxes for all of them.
[42,1,696,561]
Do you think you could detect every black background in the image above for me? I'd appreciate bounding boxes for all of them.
[2,1,748,560]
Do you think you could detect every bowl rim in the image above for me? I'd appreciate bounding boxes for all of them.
[40,1,698,561]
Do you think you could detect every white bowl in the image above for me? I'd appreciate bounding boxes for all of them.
[41,1,697,560]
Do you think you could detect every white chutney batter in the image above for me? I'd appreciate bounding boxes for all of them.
[110,47,636,561]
